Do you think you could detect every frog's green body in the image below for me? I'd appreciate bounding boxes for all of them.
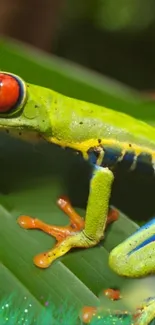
[1,72,155,325]
[1,79,155,154]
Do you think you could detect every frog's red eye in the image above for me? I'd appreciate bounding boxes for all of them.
[0,73,20,113]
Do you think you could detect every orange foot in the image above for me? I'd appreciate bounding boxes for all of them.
[17,197,119,268]
[104,288,122,301]
[81,306,98,323]
[81,289,122,323]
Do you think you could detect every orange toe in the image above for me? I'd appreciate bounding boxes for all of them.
[33,252,51,269]
[104,288,121,300]
[17,216,36,229]
[57,196,72,215]
[110,209,119,222]
[106,209,119,225]
[57,195,70,208]
[81,306,97,323]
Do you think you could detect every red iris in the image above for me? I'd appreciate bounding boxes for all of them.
[0,73,20,112]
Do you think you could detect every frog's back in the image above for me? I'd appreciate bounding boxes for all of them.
[52,93,155,149]
[50,92,155,174]
[77,98,155,149]
[82,100,155,173]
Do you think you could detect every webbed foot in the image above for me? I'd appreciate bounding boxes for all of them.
[17,167,118,268]
[17,196,117,268]
[18,196,85,242]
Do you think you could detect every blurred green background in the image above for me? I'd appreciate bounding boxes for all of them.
[1,0,155,90]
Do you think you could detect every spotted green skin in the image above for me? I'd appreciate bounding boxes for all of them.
[1,72,155,325]
[1,73,155,151]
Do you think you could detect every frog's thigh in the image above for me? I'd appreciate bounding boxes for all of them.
[109,222,155,277]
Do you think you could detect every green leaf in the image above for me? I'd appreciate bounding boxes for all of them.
[1,37,155,125]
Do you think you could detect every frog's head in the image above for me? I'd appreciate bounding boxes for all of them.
[0,72,52,137]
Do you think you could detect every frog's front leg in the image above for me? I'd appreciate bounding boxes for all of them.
[18,196,85,242]
[18,167,115,268]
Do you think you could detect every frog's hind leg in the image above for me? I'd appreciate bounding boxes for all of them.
[109,218,155,277]
[133,298,155,325]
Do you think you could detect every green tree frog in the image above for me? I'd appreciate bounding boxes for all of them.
[1,71,155,324]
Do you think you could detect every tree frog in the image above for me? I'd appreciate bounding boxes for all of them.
[1,71,155,324]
